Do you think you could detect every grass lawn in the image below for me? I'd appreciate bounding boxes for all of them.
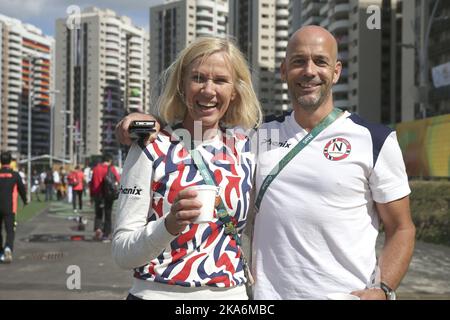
[16,197,49,223]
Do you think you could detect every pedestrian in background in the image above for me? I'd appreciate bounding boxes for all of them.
[0,151,27,263]
[31,170,41,201]
[68,165,84,213]
[90,154,120,241]
[44,170,54,201]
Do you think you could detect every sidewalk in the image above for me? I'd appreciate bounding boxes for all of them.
[0,196,131,299]
[1,195,449,300]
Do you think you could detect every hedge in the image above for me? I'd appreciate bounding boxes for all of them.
[409,180,450,246]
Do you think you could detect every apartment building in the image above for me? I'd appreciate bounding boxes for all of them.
[54,7,150,164]
[150,0,228,106]
[229,0,281,114]
[0,14,54,159]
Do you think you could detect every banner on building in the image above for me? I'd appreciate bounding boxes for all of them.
[431,61,450,88]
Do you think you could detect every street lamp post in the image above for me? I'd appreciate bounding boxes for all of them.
[49,90,60,169]
[61,110,72,164]
[418,0,441,118]
[25,54,39,202]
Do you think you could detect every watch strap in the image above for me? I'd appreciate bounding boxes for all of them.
[380,282,396,300]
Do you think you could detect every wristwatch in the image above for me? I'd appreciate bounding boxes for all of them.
[380,282,396,300]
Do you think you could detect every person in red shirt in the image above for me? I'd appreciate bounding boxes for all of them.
[0,152,27,263]
[89,154,120,241]
[68,165,85,213]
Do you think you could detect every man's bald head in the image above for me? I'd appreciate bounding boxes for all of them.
[287,25,339,62]
[281,25,342,113]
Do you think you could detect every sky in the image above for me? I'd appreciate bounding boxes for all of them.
[0,0,165,36]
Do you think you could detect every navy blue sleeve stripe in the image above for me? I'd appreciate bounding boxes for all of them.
[348,113,394,166]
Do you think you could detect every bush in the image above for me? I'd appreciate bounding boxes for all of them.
[409,180,450,246]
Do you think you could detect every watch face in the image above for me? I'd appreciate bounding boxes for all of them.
[389,291,397,300]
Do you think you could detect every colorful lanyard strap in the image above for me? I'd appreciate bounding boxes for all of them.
[255,108,343,211]
[189,140,255,285]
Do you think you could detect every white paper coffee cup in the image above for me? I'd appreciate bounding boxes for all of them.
[326,293,361,300]
[185,185,220,223]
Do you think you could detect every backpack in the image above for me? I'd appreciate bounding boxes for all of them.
[68,173,78,186]
[102,165,119,200]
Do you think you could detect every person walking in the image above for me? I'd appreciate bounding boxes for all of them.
[0,152,27,263]
[44,170,54,201]
[68,165,84,213]
[31,170,41,201]
[90,154,120,241]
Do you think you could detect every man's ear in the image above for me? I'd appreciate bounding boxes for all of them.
[280,60,287,82]
[333,60,342,84]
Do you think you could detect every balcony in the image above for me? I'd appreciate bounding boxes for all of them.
[276,0,289,5]
[197,19,214,28]
[303,2,321,16]
[197,9,212,18]
[276,9,289,18]
[333,99,350,109]
[333,84,349,93]
[128,96,141,103]
[276,30,289,38]
[320,2,330,16]
[106,57,120,66]
[129,37,142,45]
[197,0,214,9]
[328,19,350,33]
[303,16,322,26]
[332,3,350,19]
[128,51,142,59]
[276,40,288,48]
[276,20,289,28]
[106,26,120,35]
[275,51,285,59]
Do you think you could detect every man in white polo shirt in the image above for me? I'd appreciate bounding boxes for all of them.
[251,26,415,300]
[114,26,415,300]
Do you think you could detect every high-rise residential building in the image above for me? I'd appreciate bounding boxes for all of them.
[54,7,150,164]
[230,0,285,115]
[150,0,228,104]
[0,14,54,159]
[402,0,450,121]
[274,0,291,112]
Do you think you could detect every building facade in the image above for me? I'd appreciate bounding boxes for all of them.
[54,7,149,164]
[0,14,54,160]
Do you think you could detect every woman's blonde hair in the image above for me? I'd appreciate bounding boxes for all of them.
[157,36,262,129]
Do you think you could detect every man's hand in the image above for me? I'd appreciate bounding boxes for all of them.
[115,112,160,146]
[351,288,386,300]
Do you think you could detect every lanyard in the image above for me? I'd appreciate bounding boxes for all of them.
[190,142,254,285]
[255,108,343,210]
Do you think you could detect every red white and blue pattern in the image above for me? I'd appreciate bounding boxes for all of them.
[133,126,254,288]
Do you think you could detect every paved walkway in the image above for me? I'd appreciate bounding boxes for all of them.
[0,197,449,300]
[0,197,130,299]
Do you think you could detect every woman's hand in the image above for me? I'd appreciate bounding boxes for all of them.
[165,189,202,235]
[115,112,160,146]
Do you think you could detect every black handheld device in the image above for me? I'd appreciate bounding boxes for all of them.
[128,120,156,141]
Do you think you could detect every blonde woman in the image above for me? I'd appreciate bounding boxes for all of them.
[112,37,262,300]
